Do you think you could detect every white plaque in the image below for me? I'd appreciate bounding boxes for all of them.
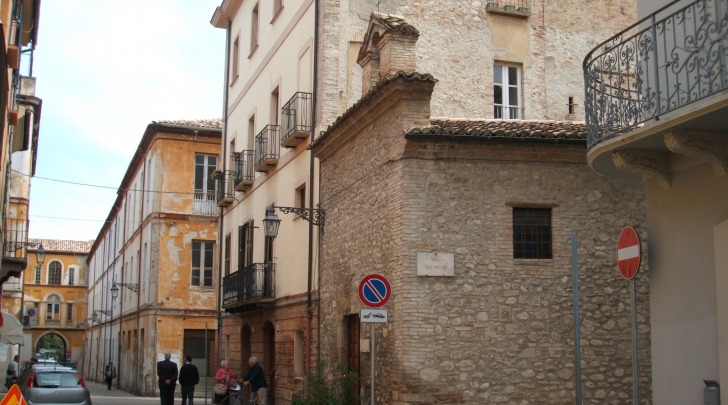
[360,309,388,323]
[417,252,454,276]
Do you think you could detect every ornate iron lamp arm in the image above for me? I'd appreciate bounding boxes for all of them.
[275,206,326,226]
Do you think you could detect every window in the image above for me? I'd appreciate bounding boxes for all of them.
[273,0,283,18]
[270,86,280,125]
[191,241,214,287]
[46,295,60,322]
[232,35,240,81]
[250,3,259,55]
[35,267,41,284]
[494,63,522,119]
[48,261,62,285]
[66,303,73,322]
[513,208,552,259]
[225,234,232,276]
[295,184,306,209]
[194,154,218,195]
[68,268,75,286]
[239,221,254,269]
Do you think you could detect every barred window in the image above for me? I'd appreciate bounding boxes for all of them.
[48,261,62,285]
[513,208,552,259]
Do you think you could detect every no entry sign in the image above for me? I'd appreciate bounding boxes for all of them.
[617,226,641,280]
[358,274,391,308]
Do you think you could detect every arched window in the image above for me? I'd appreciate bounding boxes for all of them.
[48,261,62,285]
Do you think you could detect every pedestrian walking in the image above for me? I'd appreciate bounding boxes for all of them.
[179,355,199,405]
[157,353,178,405]
[104,360,117,390]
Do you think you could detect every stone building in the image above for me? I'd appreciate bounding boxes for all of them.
[584,0,728,403]
[311,11,650,405]
[210,0,644,403]
[82,119,221,395]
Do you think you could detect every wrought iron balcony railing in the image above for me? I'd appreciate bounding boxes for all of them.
[281,92,312,148]
[584,0,728,149]
[255,125,281,172]
[216,170,236,207]
[233,150,255,191]
[3,218,29,262]
[222,263,276,312]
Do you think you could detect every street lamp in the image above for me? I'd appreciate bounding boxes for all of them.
[3,241,45,264]
[111,282,139,299]
[263,206,325,239]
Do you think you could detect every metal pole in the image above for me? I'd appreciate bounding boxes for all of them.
[570,230,583,405]
[371,323,375,405]
[205,323,209,405]
[631,279,639,405]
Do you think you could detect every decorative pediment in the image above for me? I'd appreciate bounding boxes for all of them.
[357,12,419,66]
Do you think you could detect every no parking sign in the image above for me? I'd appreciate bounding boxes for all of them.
[358,274,391,308]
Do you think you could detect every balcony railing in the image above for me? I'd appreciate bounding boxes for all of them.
[584,0,728,149]
[216,171,236,207]
[3,218,29,262]
[193,191,217,215]
[222,263,275,312]
[233,150,255,191]
[255,125,280,172]
[281,92,312,148]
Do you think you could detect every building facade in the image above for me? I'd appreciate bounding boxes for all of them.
[211,2,319,402]
[212,0,646,403]
[584,0,728,403]
[311,11,651,404]
[82,119,221,396]
[1,239,92,370]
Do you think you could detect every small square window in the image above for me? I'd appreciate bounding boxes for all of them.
[513,208,551,259]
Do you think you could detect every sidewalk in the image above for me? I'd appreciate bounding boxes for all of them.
[85,378,217,399]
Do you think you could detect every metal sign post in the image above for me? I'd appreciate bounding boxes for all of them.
[358,275,392,405]
[617,227,641,405]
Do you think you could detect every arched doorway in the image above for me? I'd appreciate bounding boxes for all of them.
[36,332,68,363]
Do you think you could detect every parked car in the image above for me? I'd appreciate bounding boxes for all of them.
[17,364,91,405]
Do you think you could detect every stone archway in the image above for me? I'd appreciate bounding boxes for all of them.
[36,332,68,363]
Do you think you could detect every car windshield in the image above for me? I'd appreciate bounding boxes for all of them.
[34,372,79,388]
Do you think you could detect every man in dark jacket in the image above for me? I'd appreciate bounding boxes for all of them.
[178,355,200,405]
[104,360,116,390]
[157,353,178,405]
[242,356,268,405]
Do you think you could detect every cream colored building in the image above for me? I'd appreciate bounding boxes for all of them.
[584,0,727,403]
[83,119,221,395]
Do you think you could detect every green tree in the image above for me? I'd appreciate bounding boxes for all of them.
[292,361,359,405]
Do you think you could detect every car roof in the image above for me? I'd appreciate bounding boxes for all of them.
[29,365,76,372]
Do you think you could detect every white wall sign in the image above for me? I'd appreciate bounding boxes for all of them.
[417,252,454,276]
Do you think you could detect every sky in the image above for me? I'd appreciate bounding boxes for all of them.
[28,1,226,242]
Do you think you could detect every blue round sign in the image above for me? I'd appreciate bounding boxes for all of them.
[358,274,391,308]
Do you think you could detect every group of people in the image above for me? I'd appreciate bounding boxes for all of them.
[155,353,268,405]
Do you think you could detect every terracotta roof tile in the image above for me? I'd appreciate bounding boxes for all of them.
[407,119,587,141]
[28,238,95,254]
[371,12,420,35]
[151,118,223,129]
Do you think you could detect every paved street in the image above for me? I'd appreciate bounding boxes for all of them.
[86,380,219,405]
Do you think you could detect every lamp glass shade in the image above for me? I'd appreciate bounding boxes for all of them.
[110,283,119,300]
[35,246,46,266]
[263,210,281,239]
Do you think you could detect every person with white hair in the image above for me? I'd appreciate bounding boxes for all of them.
[213,359,237,404]
[242,356,268,405]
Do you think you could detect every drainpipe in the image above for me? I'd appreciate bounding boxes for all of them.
[307,0,320,374]
[216,16,233,372]
[134,158,146,394]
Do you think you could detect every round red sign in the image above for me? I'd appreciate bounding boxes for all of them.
[358,274,391,308]
[617,226,641,280]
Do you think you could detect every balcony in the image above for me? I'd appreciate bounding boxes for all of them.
[485,0,531,17]
[255,125,280,172]
[193,190,217,215]
[221,263,275,313]
[216,171,236,207]
[584,0,728,181]
[281,92,312,148]
[2,218,30,280]
[234,150,255,191]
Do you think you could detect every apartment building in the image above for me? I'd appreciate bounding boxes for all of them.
[82,119,221,395]
[584,0,728,403]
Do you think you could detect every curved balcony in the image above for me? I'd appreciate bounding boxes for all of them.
[583,0,728,180]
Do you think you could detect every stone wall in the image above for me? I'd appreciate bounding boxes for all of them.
[315,79,650,404]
